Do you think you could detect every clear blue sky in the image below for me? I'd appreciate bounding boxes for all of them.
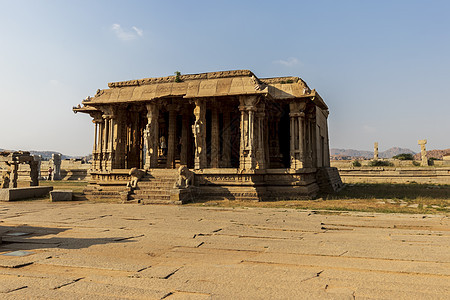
[1,0,449,156]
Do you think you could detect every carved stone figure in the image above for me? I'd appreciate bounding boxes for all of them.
[1,173,10,189]
[174,166,193,189]
[127,167,146,189]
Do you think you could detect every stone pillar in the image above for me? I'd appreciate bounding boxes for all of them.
[180,110,190,166]
[255,104,266,169]
[418,139,428,166]
[289,101,307,170]
[374,142,379,160]
[310,118,317,168]
[211,104,220,168]
[305,115,313,167]
[166,104,177,168]
[113,109,126,169]
[101,106,116,171]
[101,116,108,170]
[239,95,259,171]
[221,110,231,167]
[9,161,18,188]
[144,103,159,169]
[32,155,42,179]
[52,153,61,180]
[108,117,114,170]
[30,159,39,186]
[193,99,207,169]
[90,112,103,171]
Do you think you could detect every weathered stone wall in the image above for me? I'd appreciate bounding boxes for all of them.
[39,161,91,181]
[331,160,450,168]
[337,166,450,184]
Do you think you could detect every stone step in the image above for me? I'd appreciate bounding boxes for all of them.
[133,191,171,196]
[140,181,176,185]
[142,199,183,205]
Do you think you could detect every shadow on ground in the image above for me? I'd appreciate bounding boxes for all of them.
[0,225,134,251]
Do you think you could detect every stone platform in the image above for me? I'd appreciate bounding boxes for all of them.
[0,202,448,299]
[0,187,53,201]
[84,167,342,203]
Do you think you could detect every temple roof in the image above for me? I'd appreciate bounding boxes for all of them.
[76,70,327,109]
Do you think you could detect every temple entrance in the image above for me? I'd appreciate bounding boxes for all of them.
[125,109,145,169]
[268,103,290,168]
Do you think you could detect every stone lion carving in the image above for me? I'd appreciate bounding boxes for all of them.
[127,168,146,189]
[174,166,193,189]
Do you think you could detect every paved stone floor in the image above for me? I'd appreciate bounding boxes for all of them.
[0,202,449,299]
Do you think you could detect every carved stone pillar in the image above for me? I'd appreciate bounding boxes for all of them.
[310,117,317,168]
[102,106,117,171]
[418,139,428,166]
[255,104,266,169]
[180,108,190,166]
[32,155,42,180]
[211,104,219,168]
[374,142,379,160]
[9,161,18,188]
[30,160,39,186]
[100,115,108,170]
[90,112,103,171]
[113,108,126,169]
[52,153,62,180]
[289,101,307,170]
[221,109,231,167]
[305,112,314,168]
[239,95,259,171]
[144,103,159,169]
[192,99,207,170]
[166,104,177,168]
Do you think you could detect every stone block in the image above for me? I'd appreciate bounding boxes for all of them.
[0,186,53,201]
[50,190,73,201]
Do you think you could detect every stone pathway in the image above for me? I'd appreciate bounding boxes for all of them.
[0,202,449,299]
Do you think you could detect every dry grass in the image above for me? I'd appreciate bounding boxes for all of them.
[188,183,450,215]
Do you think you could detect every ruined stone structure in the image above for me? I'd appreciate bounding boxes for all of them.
[373,142,379,160]
[74,70,342,203]
[0,151,39,188]
[418,139,428,166]
[50,153,62,180]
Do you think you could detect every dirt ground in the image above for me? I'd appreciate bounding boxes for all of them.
[0,201,449,299]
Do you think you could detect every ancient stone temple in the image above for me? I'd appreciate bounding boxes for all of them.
[74,70,342,203]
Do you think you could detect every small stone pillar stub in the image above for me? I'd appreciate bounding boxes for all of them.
[373,142,378,160]
[52,154,62,180]
[418,139,428,166]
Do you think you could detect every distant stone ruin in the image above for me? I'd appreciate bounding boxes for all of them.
[373,142,378,160]
[418,139,428,166]
[0,151,39,188]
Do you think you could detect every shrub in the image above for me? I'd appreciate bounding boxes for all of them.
[352,160,361,167]
[392,153,414,160]
[412,161,420,166]
[368,160,393,167]
[174,71,182,83]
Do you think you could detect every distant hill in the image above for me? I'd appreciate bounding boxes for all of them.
[330,149,373,158]
[0,148,82,160]
[331,147,416,159]
[380,147,416,158]
[413,149,450,160]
